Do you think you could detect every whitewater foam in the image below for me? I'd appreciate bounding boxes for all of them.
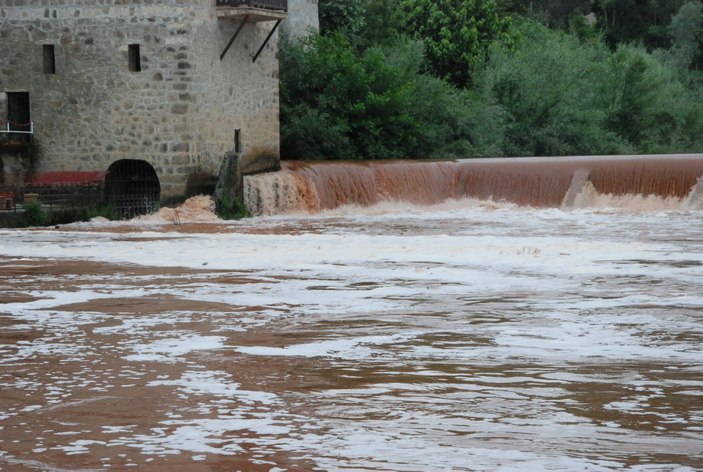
[2,198,702,471]
[244,157,703,216]
[135,195,219,224]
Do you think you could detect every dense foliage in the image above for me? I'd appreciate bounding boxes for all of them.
[477,21,703,156]
[281,0,703,160]
[23,201,47,227]
[403,0,513,88]
[280,35,501,159]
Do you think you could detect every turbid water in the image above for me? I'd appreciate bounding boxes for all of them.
[1,156,703,471]
[245,155,703,215]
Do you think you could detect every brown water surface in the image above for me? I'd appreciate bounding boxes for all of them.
[1,201,702,470]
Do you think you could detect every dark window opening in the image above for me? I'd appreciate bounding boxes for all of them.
[128,44,141,72]
[7,92,31,134]
[43,44,56,74]
[234,128,242,154]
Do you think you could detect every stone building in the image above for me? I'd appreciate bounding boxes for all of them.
[282,0,318,39]
[0,0,317,215]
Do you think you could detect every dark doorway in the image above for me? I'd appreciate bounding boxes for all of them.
[105,159,160,219]
[7,92,30,133]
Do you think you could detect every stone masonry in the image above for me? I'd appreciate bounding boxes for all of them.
[282,0,318,39]
[0,0,311,198]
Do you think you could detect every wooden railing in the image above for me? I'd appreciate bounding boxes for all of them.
[215,0,287,11]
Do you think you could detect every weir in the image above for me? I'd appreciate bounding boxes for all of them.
[244,154,703,215]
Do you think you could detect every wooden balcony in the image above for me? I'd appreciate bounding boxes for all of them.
[216,0,287,22]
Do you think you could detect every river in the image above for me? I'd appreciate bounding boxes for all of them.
[1,160,703,470]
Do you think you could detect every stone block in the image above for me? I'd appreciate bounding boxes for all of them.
[171,103,188,114]
[239,152,280,176]
[170,142,188,152]
[171,154,190,166]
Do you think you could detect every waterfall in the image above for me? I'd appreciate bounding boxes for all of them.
[244,154,703,215]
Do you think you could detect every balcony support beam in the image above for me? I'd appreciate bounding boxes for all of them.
[220,16,249,61]
[252,19,281,63]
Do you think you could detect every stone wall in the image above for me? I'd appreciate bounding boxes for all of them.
[0,153,26,189]
[282,0,319,39]
[0,92,6,122]
[0,0,282,197]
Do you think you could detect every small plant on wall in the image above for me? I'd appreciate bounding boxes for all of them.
[0,136,40,184]
[23,139,42,179]
[216,195,248,220]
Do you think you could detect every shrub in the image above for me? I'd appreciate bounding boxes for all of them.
[24,200,47,227]
[280,34,500,159]
[476,19,703,156]
[216,196,248,220]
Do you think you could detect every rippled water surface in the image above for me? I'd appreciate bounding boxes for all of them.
[1,203,702,471]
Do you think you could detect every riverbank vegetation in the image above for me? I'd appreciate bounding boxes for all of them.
[281,0,703,159]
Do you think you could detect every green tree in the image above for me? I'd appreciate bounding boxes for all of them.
[279,34,358,159]
[477,19,703,156]
[402,0,513,88]
[318,0,366,37]
[478,20,629,156]
[668,1,703,72]
[603,44,703,152]
[282,4,703,160]
[358,0,406,49]
[501,0,592,27]
[594,0,689,50]
[494,0,527,16]
[280,34,501,159]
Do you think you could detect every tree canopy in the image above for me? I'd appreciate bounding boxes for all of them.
[402,0,513,88]
[280,34,501,160]
[279,0,703,160]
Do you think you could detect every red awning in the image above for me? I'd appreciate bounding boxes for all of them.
[29,171,107,187]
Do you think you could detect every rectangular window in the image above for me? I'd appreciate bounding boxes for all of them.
[43,44,56,74]
[234,128,242,153]
[128,44,141,72]
[6,92,31,136]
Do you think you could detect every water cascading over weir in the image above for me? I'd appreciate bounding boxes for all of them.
[243,154,703,215]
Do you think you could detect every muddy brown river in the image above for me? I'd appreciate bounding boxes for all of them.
[1,201,702,471]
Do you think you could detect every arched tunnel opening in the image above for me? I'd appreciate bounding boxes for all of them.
[105,159,160,219]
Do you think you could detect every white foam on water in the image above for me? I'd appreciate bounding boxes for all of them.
[0,227,668,282]
[235,333,418,359]
[133,195,219,224]
[1,202,703,470]
[684,174,703,210]
[568,182,686,211]
[124,334,226,363]
[147,370,279,405]
[313,196,525,218]
[118,417,291,456]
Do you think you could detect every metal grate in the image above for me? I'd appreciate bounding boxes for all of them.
[105,160,160,219]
